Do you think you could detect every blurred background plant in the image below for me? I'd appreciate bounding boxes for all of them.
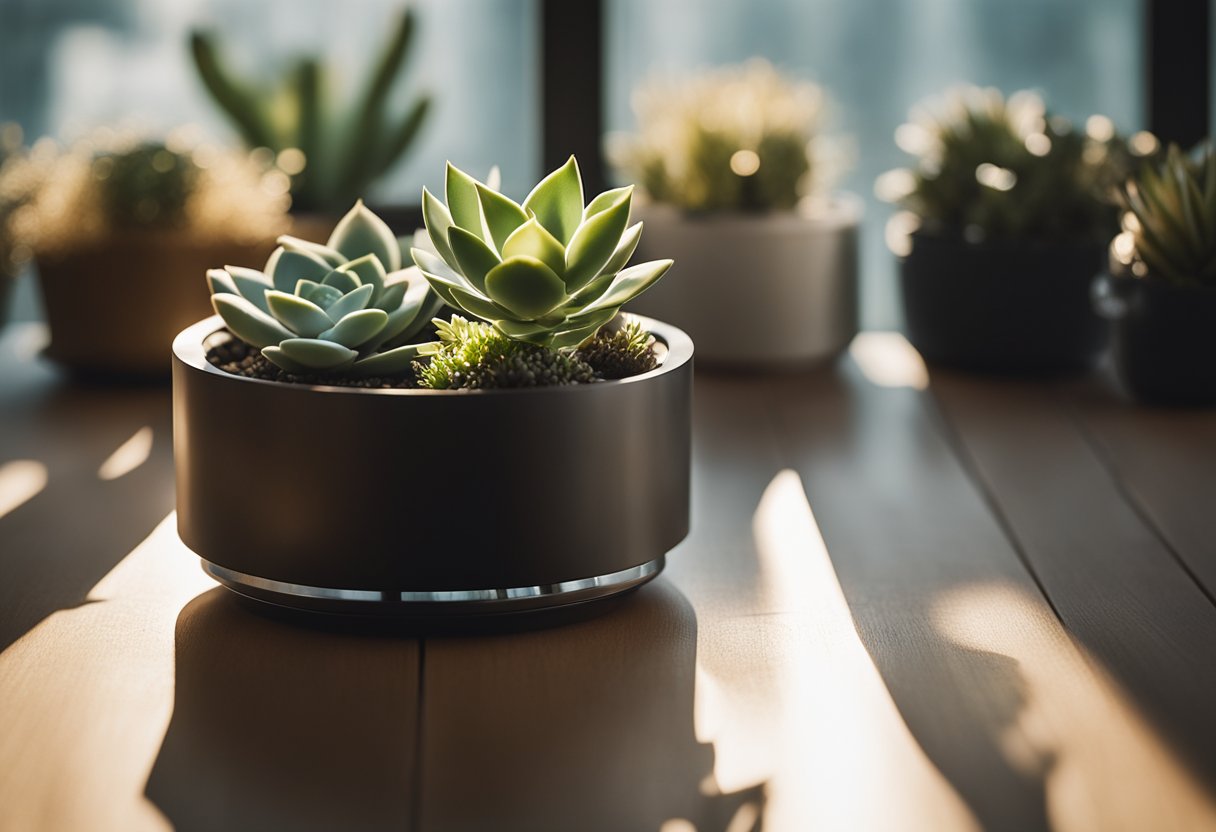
[1112,142,1216,287]
[190,6,430,214]
[0,125,290,261]
[0,125,30,280]
[877,85,1159,250]
[608,59,852,213]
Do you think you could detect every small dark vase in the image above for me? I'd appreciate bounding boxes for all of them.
[1093,273,1216,406]
[900,231,1109,375]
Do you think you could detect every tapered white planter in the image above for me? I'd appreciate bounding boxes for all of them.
[627,195,861,367]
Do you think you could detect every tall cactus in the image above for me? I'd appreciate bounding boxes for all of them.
[190,7,431,213]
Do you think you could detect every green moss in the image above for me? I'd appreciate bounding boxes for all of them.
[577,319,658,380]
[415,316,596,390]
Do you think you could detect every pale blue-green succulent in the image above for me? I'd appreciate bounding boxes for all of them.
[411,157,673,348]
[208,201,443,375]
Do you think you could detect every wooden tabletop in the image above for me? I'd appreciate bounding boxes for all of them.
[1,323,1214,832]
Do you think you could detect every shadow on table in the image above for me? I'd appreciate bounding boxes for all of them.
[0,375,174,653]
[146,580,765,832]
[704,366,1057,832]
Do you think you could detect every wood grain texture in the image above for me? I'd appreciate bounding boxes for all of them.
[767,358,1214,832]
[1063,373,1216,598]
[930,370,1216,799]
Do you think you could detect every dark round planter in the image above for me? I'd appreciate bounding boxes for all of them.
[1093,273,1216,406]
[900,232,1109,375]
[38,232,276,378]
[172,314,693,620]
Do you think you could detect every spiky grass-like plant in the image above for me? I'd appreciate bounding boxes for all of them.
[190,8,430,212]
[1115,143,1216,287]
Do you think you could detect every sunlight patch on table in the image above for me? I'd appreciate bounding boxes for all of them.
[0,459,48,519]
[691,468,978,831]
[0,514,215,832]
[98,426,154,481]
[933,583,1216,831]
[849,331,929,390]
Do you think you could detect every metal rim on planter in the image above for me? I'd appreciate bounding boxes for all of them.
[202,556,664,616]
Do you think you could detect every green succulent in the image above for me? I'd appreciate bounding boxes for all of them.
[415,315,596,389]
[94,142,200,230]
[191,7,430,212]
[887,87,1149,243]
[411,157,672,348]
[208,201,443,375]
[1119,143,1216,287]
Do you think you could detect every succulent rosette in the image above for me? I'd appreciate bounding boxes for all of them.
[208,201,442,375]
[411,157,672,348]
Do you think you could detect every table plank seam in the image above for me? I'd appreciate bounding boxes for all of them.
[1058,390,1216,611]
[923,387,1068,627]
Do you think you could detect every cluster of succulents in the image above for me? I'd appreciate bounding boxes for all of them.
[191,7,430,212]
[411,157,672,348]
[205,157,673,387]
[0,127,290,256]
[878,85,1156,244]
[610,59,848,212]
[1113,143,1216,287]
[209,201,441,375]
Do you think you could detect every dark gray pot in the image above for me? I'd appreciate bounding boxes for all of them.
[901,232,1109,375]
[1093,272,1216,406]
[172,315,693,620]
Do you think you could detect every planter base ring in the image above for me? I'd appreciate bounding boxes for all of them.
[201,556,665,618]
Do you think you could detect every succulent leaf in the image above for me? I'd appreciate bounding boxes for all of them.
[338,253,387,302]
[350,343,427,377]
[207,268,237,297]
[502,217,567,279]
[276,338,358,370]
[261,346,312,373]
[598,222,644,278]
[266,290,337,337]
[583,259,673,311]
[298,280,344,309]
[321,269,361,294]
[327,200,401,271]
[523,155,584,244]
[484,257,568,320]
[325,282,375,321]
[451,286,512,322]
[422,187,458,266]
[319,308,388,348]
[375,281,406,312]
[213,293,294,349]
[271,249,333,293]
[564,187,632,290]
[448,226,501,293]
[276,235,347,268]
[446,162,486,241]
[476,182,529,252]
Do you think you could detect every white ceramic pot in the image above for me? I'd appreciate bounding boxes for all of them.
[628,195,862,368]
